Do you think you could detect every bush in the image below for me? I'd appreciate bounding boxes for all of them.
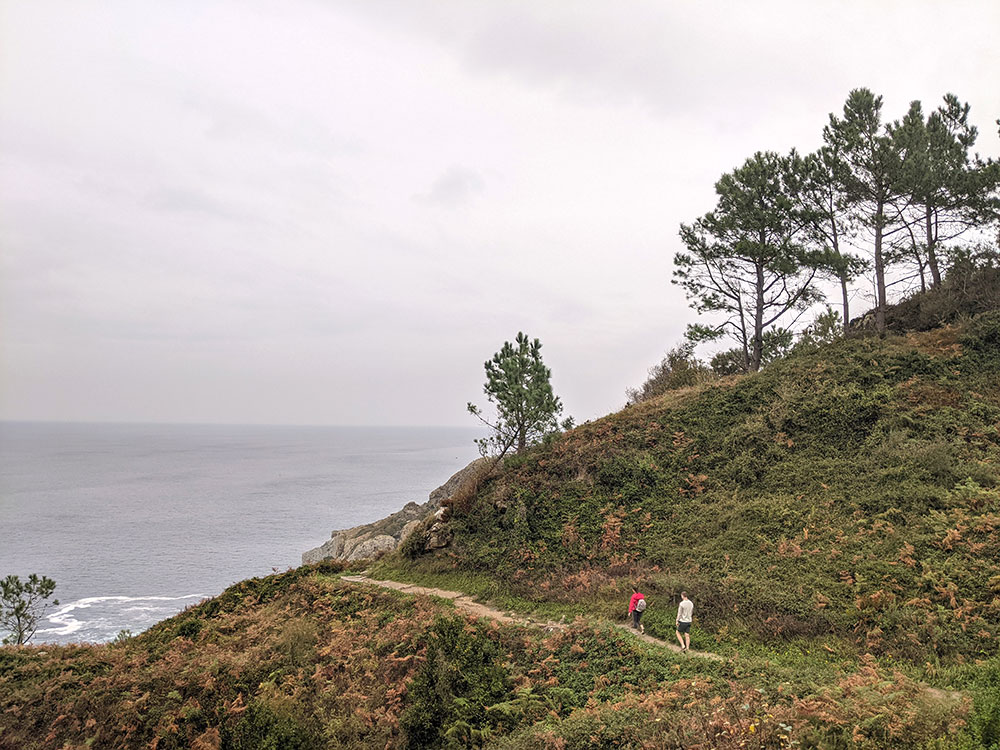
[961,310,1000,368]
[278,619,317,666]
[400,616,512,749]
[710,347,746,375]
[176,619,203,640]
[626,343,714,404]
[399,520,431,559]
[884,250,1000,333]
[220,700,317,750]
[795,307,844,352]
[967,657,1000,749]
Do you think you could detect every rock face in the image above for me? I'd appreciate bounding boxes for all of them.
[302,457,489,564]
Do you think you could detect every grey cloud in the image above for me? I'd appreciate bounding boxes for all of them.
[415,167,485,206]
[324,2,815,115]
[175,86,365,158]
[329,1,1000,126]
[141,186,246,219]
[453,7,867,122]
[463,8,682,105]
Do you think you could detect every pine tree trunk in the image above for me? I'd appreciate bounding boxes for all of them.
[840,275,850,333]
[751,260,765,371]
[925,206,942,287]
[874,202,887,335]
[737,295,750,372]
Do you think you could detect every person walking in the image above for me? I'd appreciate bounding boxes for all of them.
[628,586,646,633]
[675,591,693,651]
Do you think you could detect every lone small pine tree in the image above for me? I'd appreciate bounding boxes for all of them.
[1,574,59,645]
[468,332,563,457]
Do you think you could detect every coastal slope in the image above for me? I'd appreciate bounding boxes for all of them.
[399,313,1000,665]
[3,310,999,749]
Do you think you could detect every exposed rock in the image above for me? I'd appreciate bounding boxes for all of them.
[849,309,879,332]
[399,520,421,544]
[424,521,452,550]
[429,461,485,504]
[346,535,397,561]
[302,457,489,564]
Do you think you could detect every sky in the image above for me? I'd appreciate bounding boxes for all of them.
[1,0,998,427]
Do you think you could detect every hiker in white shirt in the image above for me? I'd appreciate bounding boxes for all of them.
[676,591,693,652]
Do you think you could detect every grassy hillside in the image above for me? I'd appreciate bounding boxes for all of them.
[2,563,701,749]
[2,563,991,750]
[397,313,1000,666]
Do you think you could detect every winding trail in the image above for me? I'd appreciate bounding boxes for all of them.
[341,574,722,661]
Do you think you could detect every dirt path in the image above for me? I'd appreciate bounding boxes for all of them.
[341,575,565,629]
[341,574,722,661]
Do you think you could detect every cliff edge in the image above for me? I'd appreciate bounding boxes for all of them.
[301,457,488,564]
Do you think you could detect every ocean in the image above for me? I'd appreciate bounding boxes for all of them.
[0,422,481,644]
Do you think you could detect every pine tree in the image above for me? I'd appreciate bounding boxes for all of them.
[467,333,563,457]
[825,88,909,334]
[798,146,868,332]
[893,95,998,288]
[1,574,59,645]
[674,151,823,372]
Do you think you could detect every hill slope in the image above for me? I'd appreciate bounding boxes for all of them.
[0,563,986,750]
[396,313,1000,667]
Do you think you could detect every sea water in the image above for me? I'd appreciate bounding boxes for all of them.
[0,422,481,644]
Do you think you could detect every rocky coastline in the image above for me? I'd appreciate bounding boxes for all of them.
[301,457,488,564]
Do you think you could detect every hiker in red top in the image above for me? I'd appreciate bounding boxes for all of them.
[628,586,646,633]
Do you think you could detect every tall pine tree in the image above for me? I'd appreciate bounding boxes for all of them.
[797,146,868,332]
[674,151,823,372]
[826,88,909,334]
[893,94,998,288]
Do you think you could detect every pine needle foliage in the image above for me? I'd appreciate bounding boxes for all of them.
[468,332,563,457]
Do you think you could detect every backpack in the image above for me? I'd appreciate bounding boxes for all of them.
[635,597,646,612]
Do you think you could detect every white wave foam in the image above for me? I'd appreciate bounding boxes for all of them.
[37,594,206,637]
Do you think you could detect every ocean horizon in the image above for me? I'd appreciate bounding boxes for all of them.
[0,421,481,644]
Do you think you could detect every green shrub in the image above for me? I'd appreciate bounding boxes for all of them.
[961,311,1000,368]
[400,616,513,749]
[220,700,317,750]
[176,619,203,640]
[399,520,431,559]
[278,618,317,667]
[968,658,1000,749]
[626,343,714,403]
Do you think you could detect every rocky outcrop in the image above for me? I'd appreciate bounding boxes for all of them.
[423,505,453,551]
[302,457,489,564]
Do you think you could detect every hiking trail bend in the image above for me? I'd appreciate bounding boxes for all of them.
[341,574,722,661]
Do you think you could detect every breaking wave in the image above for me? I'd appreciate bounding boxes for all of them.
[37,594,206,643]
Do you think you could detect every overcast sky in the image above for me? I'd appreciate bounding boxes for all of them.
[1,1,998,426]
